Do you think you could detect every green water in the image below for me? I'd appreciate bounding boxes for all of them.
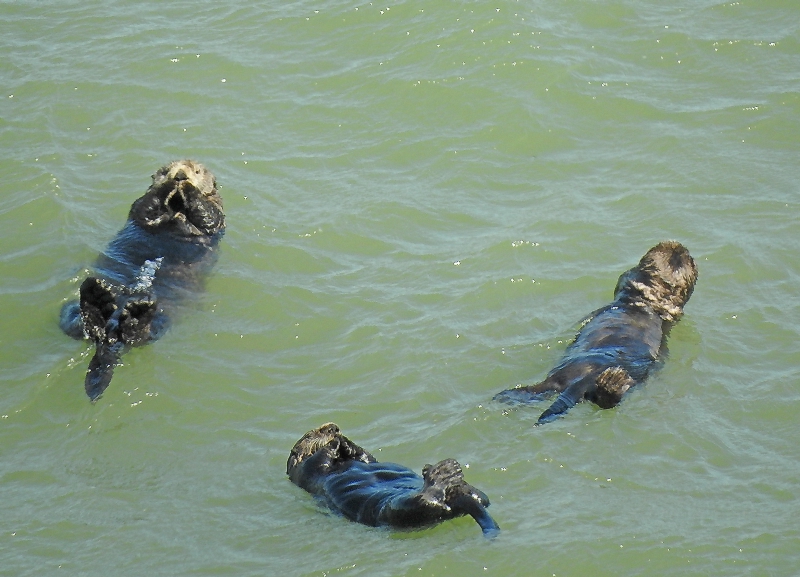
[1,1,799,575]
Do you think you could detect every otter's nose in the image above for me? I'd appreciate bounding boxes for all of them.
[174,169,188,181]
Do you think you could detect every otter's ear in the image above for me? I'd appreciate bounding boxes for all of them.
[79,278,118,342]
[150,165,169,185]
[614,269,637,297]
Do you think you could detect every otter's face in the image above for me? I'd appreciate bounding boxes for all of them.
[130,160,225,238]
[287,423,341,471]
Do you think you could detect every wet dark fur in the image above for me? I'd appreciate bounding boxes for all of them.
[495,241,697,424]
[59,160,225,400]
[287,423,500,537]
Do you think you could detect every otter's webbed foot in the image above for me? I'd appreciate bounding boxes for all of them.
[535,372,598,424]
[118,295,159,346]
[494,387,552,406]
[422,459,500,537]
[590,366,635,409]
[79,277,118,342]
[80,277,159,346]
[536,392,579,424]
[78,278,160,400]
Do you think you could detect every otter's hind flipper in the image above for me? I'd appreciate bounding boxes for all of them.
[79,277,118,342]
[536,374,597,424]
[450,492,500,538]
[537,366,635,423]
[78,278,159,400]
[118,295,159,346]
[494,387,549,405]
[494,376,561,406]
[536,392,579,424]
[422,459,500,537]
[589,366,634,409]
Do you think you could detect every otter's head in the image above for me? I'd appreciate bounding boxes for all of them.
[129,160,225,238]
[614,240,698,322]
[287,423,342,473]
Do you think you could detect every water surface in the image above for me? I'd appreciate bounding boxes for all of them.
[1,1,799,575]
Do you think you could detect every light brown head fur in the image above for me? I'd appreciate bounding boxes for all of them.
[287,423,341,471]
[615,240,698,322]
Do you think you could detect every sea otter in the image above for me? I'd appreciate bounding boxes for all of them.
[287,423,500,537]
[495,240,697,424]
[59,160,225,400]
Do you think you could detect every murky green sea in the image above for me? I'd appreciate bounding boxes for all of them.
[1,1,799,575]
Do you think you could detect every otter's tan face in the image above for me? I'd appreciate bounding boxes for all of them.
[151,160,217,202]
[150,159,222,220]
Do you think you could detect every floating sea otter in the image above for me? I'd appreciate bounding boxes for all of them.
[59,160,225,400]
[495,241,697,424]
[287,423,500,537]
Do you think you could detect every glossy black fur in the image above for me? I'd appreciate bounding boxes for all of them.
[495,241,697,424]
[287,423,500,537]
[60,160,224,400]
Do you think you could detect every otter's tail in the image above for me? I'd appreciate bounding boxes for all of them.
[85,341,123,401]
